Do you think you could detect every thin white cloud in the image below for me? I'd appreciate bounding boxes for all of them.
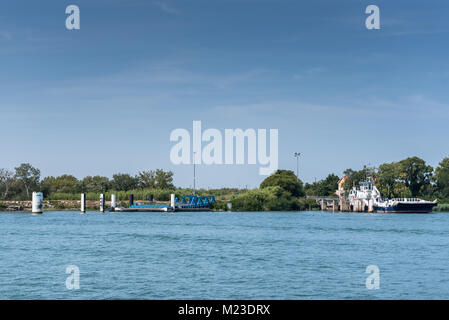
[208,94,449,120]
[212,69,269,89]
[40,63,269,97]
[153,1,179,15]
[384,29,449,37]
[293,67,326,80]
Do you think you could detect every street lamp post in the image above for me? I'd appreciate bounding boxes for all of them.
[294,152,301,179]
[193,151,196,195]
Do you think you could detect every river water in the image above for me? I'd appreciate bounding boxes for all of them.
[0,210,448,299]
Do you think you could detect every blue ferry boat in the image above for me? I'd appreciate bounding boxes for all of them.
[114,195,216,212]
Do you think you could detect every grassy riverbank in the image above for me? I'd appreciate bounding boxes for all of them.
[2,161,449,212]
[1,199,447,212]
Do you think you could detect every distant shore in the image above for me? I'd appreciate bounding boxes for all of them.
[1,199,448,213]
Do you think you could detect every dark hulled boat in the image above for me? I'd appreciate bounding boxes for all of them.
[373,198,437,214]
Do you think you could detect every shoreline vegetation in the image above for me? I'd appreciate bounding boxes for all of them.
[1,156,449,212]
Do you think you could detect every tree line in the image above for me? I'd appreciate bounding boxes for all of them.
[304,156,449,201]
[0,163,175,201]
[230,170,319,211]
[230,156,449,212]
[2,156,449,204]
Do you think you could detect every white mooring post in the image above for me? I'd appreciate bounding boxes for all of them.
[170,193,176,210]
[368,199,374,213]
[111,194,116,210]
[81,193,86,214]
[32,192,44,214]
[100,194,105,213]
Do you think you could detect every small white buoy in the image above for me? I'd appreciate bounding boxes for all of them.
[100,194,104,213]
[81,193,86,214]
[32,192,43,214]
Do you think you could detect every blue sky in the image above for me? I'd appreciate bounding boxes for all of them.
[1,0,449,188]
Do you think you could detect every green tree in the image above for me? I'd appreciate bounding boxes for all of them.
[111,173,138,191]
[397,157,433,197]
[14,163,40,199]
[376,162,400,198]
[154,169,175,189]
[136,169,174,189]
[0,169,14,200]
[81,176,110,193]
[304,182,318,196]
[42,175,79,194]
[260,170,304,197]
[435,157,449,198]
[343,166,372,191]
[231,186,299,211]
[316,174,340,196]
[137,170,156,189]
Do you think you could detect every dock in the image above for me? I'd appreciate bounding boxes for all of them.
[113,195,216,213]
[307,196,364,213]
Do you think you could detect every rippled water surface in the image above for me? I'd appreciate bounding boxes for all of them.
[0,210,448,299]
